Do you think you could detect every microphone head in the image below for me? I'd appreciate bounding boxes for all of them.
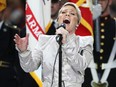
[57,23,66,29]
[56,23,65,44]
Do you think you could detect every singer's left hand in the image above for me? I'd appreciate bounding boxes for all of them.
[56,27,69,44]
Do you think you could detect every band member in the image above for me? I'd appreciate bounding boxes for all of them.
[83,0,116,87]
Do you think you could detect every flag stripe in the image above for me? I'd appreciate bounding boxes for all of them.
[30,72,43,87]
[76,0,93,36]
[81,17,93,36]
[76,0,86,7]
[0,0,6,11]
[45,20,52,33]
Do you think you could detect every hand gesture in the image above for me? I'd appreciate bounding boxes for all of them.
[14,34,29,52]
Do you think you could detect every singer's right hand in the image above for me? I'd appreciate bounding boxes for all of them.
[56,27,69,44]
[14,34,29,52]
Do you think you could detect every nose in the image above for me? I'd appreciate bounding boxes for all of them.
[65,12,70,16]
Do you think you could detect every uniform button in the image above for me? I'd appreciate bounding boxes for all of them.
[101,29,105,32]
[13,25,18,29]
[101,42,104,46]
[101,23,104,26]
[14,76,17,79]
[100,49,104,53]
[3,28,7,32]
[100,56,103,60]
[101,35,105,39]
[105,17,108,20]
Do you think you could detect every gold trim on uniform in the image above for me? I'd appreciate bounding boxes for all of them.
[101,35,105,39]
[0,61,9,68]
[113,37,116,40]
[100,56,103,60]
[101,23,104,26]
[100,49,104,53]
[101,29,105,32]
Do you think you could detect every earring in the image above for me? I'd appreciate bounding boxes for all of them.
[76,25,78,27]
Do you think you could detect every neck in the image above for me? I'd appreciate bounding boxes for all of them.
[101,8,110,17]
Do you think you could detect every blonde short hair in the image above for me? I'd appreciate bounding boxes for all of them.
[58,2,82,24]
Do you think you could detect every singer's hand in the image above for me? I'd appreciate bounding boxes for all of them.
[56,27,69,44]
[14,34,29,52]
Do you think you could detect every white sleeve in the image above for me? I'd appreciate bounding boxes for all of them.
[18,37,43,72]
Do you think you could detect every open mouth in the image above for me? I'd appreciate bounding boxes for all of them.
[63,19,70,24]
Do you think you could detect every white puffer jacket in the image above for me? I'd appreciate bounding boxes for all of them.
[18,34,93,87]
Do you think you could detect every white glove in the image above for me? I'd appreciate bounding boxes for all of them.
[91,4,102,20]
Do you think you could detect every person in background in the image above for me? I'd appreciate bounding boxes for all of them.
[14,2,93,87]
[51,0,62,20]
[83,0,116,87]
[0,0,20,87]
[0,0,38,87]
[94,0,116,86]
[110,0,116,18]
[46,0,67,35]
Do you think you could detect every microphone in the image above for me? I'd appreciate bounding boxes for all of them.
[56,23,66,44]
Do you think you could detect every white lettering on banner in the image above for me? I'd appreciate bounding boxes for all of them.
[26,14,32,22]
[29,20,36,29]
[32,26,43,36]
[26,14,43,39]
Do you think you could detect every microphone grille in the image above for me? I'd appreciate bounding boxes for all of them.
[57,23,66,29]
[60,23,66,29]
